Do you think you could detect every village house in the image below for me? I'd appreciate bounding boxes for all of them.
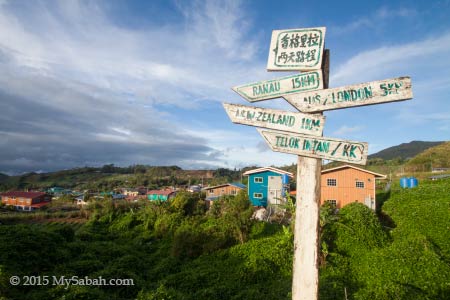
[243,167,293,207]
[0,191,52,211]
[147,189,177,201]
[320,165,386,209]
[121,188,139,197]
[188,185,202,193]
[203,183,246,201]
[75,195,89,207]
[432,167,450,173]
[289,165,386,210]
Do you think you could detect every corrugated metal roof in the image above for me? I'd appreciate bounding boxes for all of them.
[202,183,246,190]
[230,182,246,189]
[243,167,293,177]
[0,191,47,198]
[321,165,386,178]
[429,174,450,180]
[146,190,176,196]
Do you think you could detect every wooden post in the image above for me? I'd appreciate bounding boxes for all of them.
[292,50,329,300]
[292,155,322,299]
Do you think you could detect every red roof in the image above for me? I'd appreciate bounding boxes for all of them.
[147,190,176,196]
[0,191,47,198]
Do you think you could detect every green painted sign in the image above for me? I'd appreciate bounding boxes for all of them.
[283,76,413,112]
[232,70,323,102]
[223,103,325,136]
[258,129,368,165]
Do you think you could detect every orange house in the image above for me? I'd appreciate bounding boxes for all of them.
[0,191,52,211]
[203,183,246,201]
[321,165,386,209]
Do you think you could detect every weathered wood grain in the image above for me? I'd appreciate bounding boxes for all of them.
[222,103,325,136]
[292,156,321,300]
[283,76,413,112]
[258,129,368,165]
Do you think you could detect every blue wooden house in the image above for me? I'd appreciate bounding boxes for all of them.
[147,189,177,201]
[243,167,293,207]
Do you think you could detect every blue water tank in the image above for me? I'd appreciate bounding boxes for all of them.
[408,177,418,188]
[400,177,408,188]
[282,174,290,184]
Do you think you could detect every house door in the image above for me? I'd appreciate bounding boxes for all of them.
[268,176,282,205]
[364,196,375,210]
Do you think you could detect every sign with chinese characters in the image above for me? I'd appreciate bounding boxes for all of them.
[258,129,368,165]
[223,103,325,136]
[283,76,413,113]
[232,70,323,102]
[267,27,326,71]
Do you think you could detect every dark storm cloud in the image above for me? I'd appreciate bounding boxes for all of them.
[0,70,219,174]
[0,1,268,174]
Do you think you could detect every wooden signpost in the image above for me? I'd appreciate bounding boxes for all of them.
[258,129,368,165]
[223,25,412,300]
[284,76,413,112]
[267,27,326,71]
[223,103,325,136]
[232,70,323,102]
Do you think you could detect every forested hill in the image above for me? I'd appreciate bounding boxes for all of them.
[369,141,445,160]
[406,141,450,168]
[0,173,9,181]
[0,165,245,192]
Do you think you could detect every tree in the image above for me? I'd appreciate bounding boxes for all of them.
[219,191,254,244]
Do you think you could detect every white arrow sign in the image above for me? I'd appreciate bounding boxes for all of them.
[258,129,368,165]
[223,103,325,136]
[267,27,326,71]
[232,70,323,102]
[283,76,413,113]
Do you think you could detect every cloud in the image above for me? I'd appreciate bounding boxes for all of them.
[333,125,364,136]
[256,141,270,153]
[0,0,263,174]
[175,0,258,61]
[395,110,450,125]
[331,31,450,86]
[333,6,417,35]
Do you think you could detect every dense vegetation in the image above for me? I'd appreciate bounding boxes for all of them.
[0,178,449,299]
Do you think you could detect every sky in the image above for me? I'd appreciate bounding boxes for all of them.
[0,0,449,175]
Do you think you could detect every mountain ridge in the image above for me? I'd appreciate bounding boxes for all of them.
[369,141,445,160]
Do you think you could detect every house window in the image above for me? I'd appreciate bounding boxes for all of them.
[356,181,365,188]
[254,177,263,183]
[326,200,337,207]
[231,190,237,195]
[327,178,337,186]
[253,193,263,199]
[209,190,214,194]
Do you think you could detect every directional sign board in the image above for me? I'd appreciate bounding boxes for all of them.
[283,76,413,113]
[223,103,325,136]
[258,129,368,165]
[232,70,323,102]
[267,27,326,71]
